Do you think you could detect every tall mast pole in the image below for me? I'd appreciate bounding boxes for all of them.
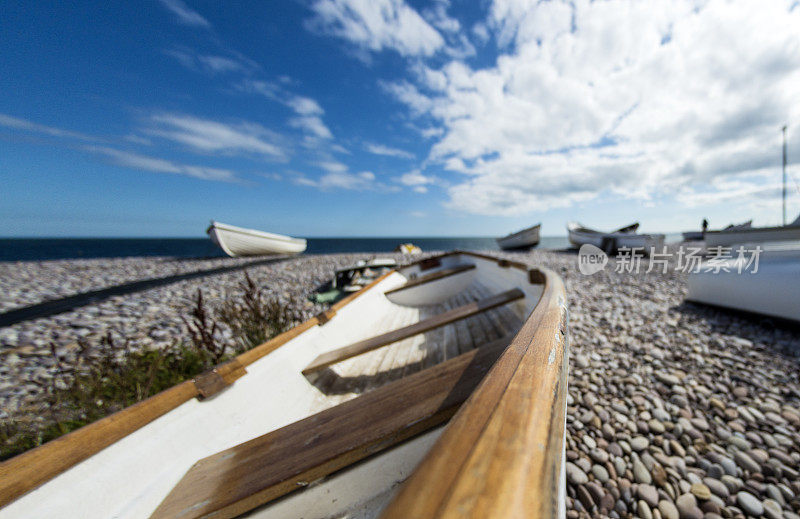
[782,125,787,226]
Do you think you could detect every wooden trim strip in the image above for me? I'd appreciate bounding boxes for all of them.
[0,268,398,508]
[150,334,514,519]
[384,264,476,295]
[380,267,568,518]
[314,308,336,325]
[302,288,525,375]
[194,359,247,399]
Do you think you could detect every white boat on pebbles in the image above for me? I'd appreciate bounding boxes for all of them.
[686,242,800,322]
[703,214,800,248]
[681,220,752,242]
[567,222,665,253]
[207,221,307,257]
[496,223,541,250]
[0,251,569,519]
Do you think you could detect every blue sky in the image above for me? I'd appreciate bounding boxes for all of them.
[2,0,799,237]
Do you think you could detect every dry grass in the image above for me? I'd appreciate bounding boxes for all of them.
[1,272,295,461]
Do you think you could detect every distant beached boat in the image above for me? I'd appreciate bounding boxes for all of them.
[206,221,306,257]
[686,243,800,322]
[0,251,568,519]
[496,223,541,250]
[703,214,800,247]
[394,243,422,254]
[567,222,665,253]
[681,220,752,242]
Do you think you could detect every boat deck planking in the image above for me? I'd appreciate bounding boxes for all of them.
[307,283,524,411]
[302,288,525,375]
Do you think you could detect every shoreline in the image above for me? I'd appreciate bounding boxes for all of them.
[1,250,799,516]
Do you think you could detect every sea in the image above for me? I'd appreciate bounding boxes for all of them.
[0,236,574,262]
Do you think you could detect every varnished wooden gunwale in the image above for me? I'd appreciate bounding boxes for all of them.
[380,266,568,519]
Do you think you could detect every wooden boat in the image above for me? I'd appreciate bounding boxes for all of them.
[682,221,751,242]
[567,222,665,253]
[686,243,800,322]
[704,214,800,247]
[496,223,541,250]
[0,251,568,519]
[207,221,306,257]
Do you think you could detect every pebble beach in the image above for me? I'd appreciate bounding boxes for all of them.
[1,250,799,518]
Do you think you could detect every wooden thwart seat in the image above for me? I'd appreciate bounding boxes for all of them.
[383,264,476,295]
[302,288,524,375]
[150,334,513,519]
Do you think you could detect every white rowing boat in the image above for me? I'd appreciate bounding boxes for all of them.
[207,221,306,257]
[704,214,800,248]
[0,251,568,519]
[496,223,541,250]
[681,220,752,242]
[567,222,665,253]
[686,243,800,322]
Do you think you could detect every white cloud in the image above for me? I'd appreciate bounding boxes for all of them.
[365,142,414,158]
[419,126,444,139]
[423,1,460,33]
[306,0,445,57]
[147,114,288,160]
[287,96,324,116]
[679,177,782,208]
[472,22,490,44]
[0,113,96,141]
[316,160,349,173]
[397,170,436,186]
[379,80,433,116]
[330,143,351,154]
[124,134,152,145]
[198,56,244,73]
[238,81,333,141]
[291,170,379,190]
[413,186,428,193]
[289,116,333,139]
[158,0,210,27]
[237,79,282,101]
[166,48,258,75]
[380,0,800,216]
[321,171,378,189]
[88,146,237,182]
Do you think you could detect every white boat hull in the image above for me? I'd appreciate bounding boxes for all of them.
[704,226,800,247]
[207,221,306,257]
[686,246,800,322]
[567,223,665,253]
[496,224,541,250]
[2,252,564,519]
